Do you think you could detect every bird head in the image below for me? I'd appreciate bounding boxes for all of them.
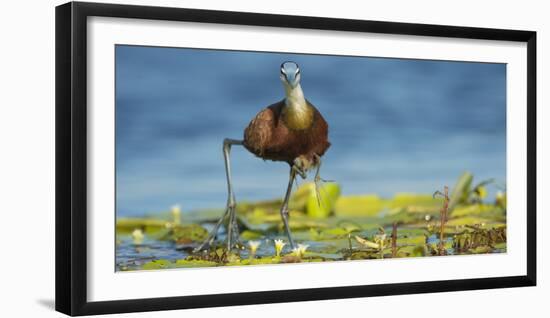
[280,61,301,89]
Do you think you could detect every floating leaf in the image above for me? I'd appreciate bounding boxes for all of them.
[141,259,172,270]
[303,251,342,260]
[449,172,473,211]
[335,195,383,217]
[175,259,218,268]
[390,193,442,210]
[240,230,263,240]
[305,182,341,218]
[354,235,380,249]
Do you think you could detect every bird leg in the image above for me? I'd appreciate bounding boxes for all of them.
[193,208,229,252]
[194,138,243,253]
[292,164,307,179]
[313,154,334,208]
[280,167,298,250]
[292,156,309,179]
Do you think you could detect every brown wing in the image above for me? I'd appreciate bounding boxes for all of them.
[308,102,331,158]
[243,101,284,158]
[243,100,331,164]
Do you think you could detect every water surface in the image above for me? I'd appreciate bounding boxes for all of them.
[116,46,506,216]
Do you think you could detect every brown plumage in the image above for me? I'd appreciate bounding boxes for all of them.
[194,61,330,252]
[243,99,331,167]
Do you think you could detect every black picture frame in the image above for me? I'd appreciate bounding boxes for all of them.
[55,1,537,316]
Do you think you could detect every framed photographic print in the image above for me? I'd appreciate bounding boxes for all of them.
[55,1,536,316]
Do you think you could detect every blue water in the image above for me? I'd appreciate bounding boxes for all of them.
[116,45,506,217]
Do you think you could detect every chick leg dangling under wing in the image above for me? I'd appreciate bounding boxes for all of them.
[313,153,334,208]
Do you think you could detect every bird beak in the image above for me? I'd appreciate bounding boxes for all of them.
[285,73,299,88]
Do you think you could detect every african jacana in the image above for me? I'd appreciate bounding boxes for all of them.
[194,61,331,252]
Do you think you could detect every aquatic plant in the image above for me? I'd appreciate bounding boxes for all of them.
[274,239,286,257]
[291,244,309,258]
[433,186,450,255]
[374,232,387,258]
[132,228,144,245]
[452,225,506,253]
[354,235,380,249]
[171,204,181,225]
[496,191,507,210]
[391,222,398,258]
[448,172,504,213]
[248,240,261,258]
[115,173,508,270]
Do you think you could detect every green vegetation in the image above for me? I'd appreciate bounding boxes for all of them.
[116,172,506,271]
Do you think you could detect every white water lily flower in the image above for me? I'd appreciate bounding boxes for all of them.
[132,228,144,245]
[291,247,301,257]
[274,239,286,257]
[297,244,309,257]
[425,214,431,222]
[290,244,309,258]
[248,240,261,256]
[171,204,181,224]
[374,234,387,249]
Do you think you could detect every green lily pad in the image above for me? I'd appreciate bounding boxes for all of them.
[390,193,442,210]
[449,172,473,212]
[303,251,342,260]
[335,195,384,217]
[305,182,341,218]
[172,224,209,242]
[116,218,169,234]
[175,259,218,268]
[234,257,281,266]
[141,259,173,270]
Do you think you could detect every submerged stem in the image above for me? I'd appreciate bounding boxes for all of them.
[438,186,449,255]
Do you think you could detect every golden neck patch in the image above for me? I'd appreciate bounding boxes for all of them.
[282,101,314,130]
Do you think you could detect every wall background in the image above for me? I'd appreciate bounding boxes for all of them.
[0,0,546,317]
